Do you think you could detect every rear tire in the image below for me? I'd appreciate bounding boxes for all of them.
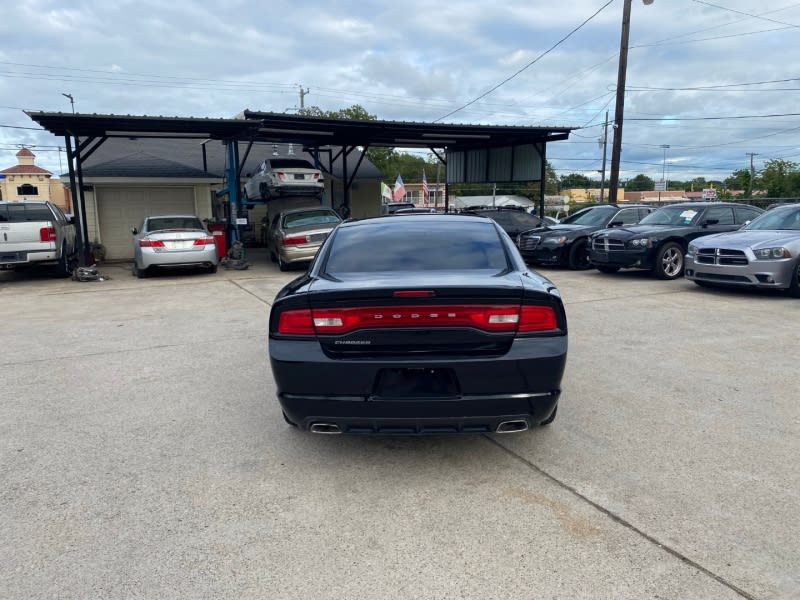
[133,262,148,278]
[596,265,620,274]
[278,255,289,272]
[653,242,684,280]
[55,245,72,278]
[540,403,558,426]
[207,264,218,274]
[567,239,590,270]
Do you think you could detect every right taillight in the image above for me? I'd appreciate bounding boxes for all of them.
[39,226,56,242]
[518,306,558,332]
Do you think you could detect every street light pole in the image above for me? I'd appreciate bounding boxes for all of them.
[608,0,654,204]
[61,93,75,113]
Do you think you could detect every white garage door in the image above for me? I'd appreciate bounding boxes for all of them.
[97,187,195,259]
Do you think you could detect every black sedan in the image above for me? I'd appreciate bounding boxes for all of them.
[517,204,652,269]
[588,202,764,279]
[268,214,568,435]
[462,207,544,247]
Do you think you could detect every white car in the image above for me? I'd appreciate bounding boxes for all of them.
[131,215,218,278]
[244,158,325,201]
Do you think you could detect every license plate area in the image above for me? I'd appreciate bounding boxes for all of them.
[293,173,305,180]
[372,368,460,400]
[593,251,609,262]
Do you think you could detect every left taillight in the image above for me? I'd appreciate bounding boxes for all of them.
[193,236,215,246]
[277,309,315,335]
[282,235,309,246]
[139,239,165,248]
[39,226,56,242]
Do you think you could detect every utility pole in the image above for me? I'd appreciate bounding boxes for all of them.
[599,111,609,203]
[609,0,655,204]
[299,86,310,110]
[746,152,758,197]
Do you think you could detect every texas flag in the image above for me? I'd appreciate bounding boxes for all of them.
[393,175,406,201]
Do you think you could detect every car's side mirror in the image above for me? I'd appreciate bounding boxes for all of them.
[245,173,251,178]
[131,227,138,235]
[609,220,623,227]
[66,216,76,225]
[702,219,719,228]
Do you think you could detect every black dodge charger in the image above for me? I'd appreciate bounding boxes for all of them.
[588,202,763,279]
[268,214,568,435]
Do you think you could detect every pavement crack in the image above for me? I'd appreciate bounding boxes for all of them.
[483,435,759,600]
[228,280,273,306]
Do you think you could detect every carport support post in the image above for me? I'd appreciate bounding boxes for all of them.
[64,135,89,267]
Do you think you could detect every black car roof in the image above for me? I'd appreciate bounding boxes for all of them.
[341,214,490,228]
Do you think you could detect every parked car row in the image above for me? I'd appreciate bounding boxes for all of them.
[514,201,799,298]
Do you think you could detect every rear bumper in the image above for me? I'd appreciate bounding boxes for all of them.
[139,246,219,269]
[0,248,58,266]
[279,243,323,264]
[280,394,559,434]
[270,335,567,434]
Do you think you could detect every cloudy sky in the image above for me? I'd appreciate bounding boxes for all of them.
[2,0,799,186]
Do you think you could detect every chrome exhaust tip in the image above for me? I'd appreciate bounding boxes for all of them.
[496,419,529,434]
[309,423,342,434]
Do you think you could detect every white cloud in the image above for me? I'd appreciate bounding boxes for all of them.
[1,0,799,182]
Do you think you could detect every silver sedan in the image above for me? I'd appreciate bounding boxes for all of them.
[131,215,219,278]
[685,204,800,296]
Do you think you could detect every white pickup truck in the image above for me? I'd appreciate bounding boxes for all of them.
[0,200,79,277]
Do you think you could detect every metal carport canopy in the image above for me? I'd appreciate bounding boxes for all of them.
[242,110,573,149]
[26,111,576,265]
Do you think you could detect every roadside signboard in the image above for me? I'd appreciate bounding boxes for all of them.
[702,188,717,199]
[654,179,666,192]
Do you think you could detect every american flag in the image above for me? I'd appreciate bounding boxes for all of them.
[422,169,429,202]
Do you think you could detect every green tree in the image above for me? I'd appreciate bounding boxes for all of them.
[759,159,800,198]
[625,174,655,192]
[560,173,591,189]
[724,170,751,194]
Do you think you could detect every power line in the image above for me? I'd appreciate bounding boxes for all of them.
[434,0,616,122]
[692,0,800,28]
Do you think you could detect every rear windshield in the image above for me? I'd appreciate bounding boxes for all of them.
[270,159,314,169]
[146,217,204,231]
[480,211,541,230]
[324,220,509,272]
[0,203,53,223]
[283,210,341,229]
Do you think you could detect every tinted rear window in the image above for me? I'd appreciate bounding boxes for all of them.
[270,159,314,169]
[0,203,53,222]
[324,220,509,272]
[283,210,340,229]
[147,217,204,231]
